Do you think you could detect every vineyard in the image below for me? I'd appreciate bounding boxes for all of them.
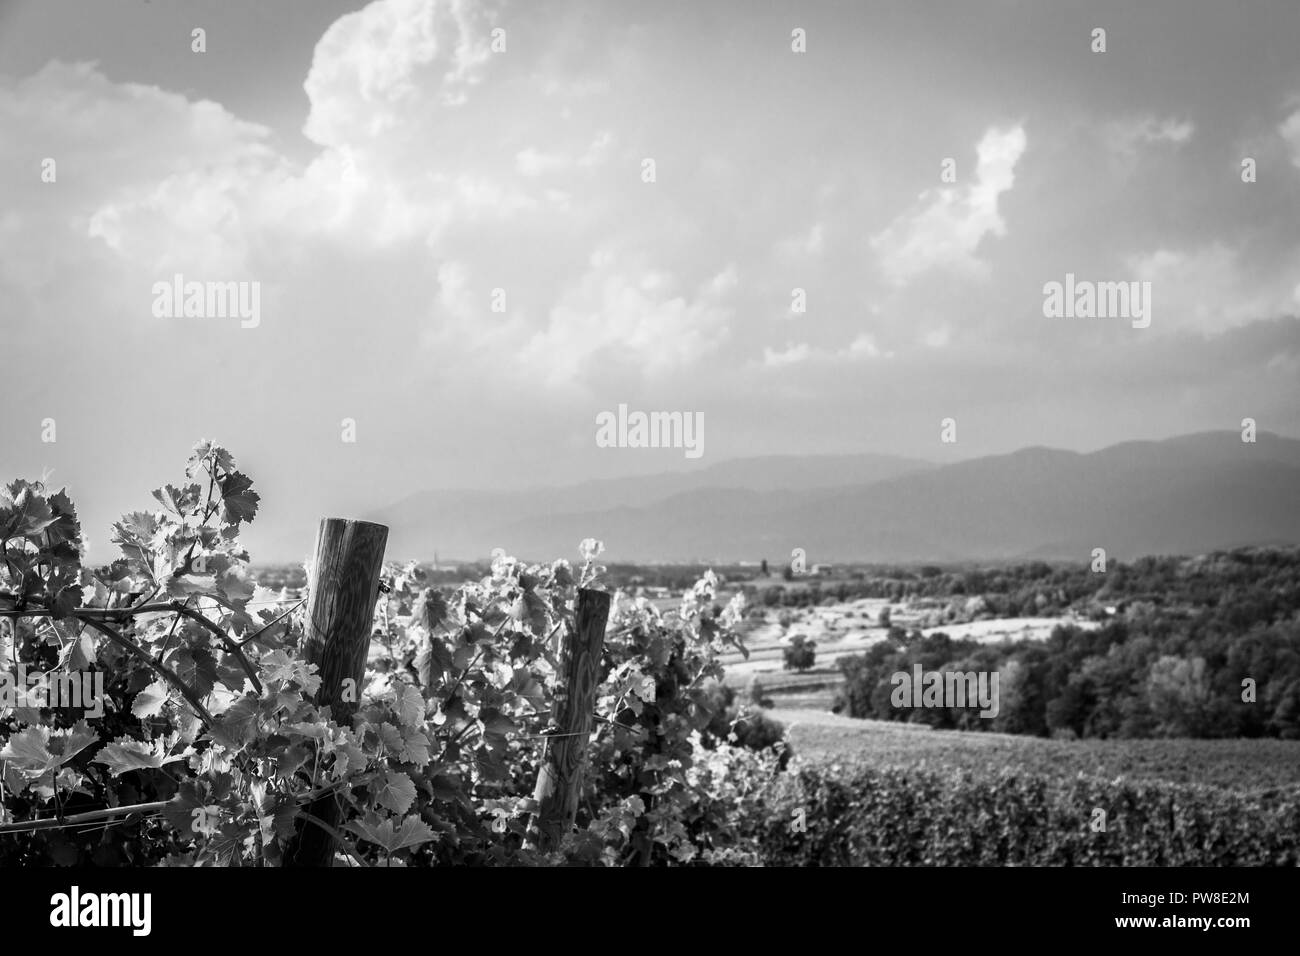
[0,441,772,866]
[746,762,1300,866]
[2,441,1298,866]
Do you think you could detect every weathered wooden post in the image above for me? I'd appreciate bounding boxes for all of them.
[284,517,388,867]
[526,587,611,853]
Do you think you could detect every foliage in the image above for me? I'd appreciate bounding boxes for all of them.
[783,635,816,672]
[744,759,1300,866]
[833,576,1300,738]
[0,442,782,866]
[783,713,1300,790]
[747,676,772,708]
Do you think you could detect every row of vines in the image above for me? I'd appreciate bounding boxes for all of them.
[0,441,784,866]
[4,441,1297,866]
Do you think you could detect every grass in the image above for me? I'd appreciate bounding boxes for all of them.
[769,707,1300,792]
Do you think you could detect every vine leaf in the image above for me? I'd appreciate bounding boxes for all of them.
[131,680,171,719]
[373,770,416,815]
[394,683,424,729]
[0,721,97,780]
[0,481,56,538]
[152,482,202,517]
[416,638,454,685]
[207,695,260,749]
[347,814,434,852]
[57,628,97,671]
[93,736,189,777]
[217,471,260,525]
[413,588,449,631]
[162,780,205,836]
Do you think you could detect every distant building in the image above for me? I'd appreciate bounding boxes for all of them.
[810,563,833,575]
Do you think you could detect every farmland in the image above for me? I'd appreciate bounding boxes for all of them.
[715,593,1099,709]
[769,708,1300,791]
[10,477,1290,869]
[705,564,1300,804]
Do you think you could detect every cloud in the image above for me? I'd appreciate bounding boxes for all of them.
[1281,107,1300,168]
[922,327,951,349]
[578,131,614,167]
[841,333,893,359]
[1105,115,1195,158]
[435,260,475,320]
[302,0,498,148]
[759,333,893,368]
[776,222,825,261]
[0,60,280,302]
[515,132,613,176]
[1127,243,1300,334]
[871,124,1026,286]
[762,342,812,367]
[0,1,692,392]
[516,147,568,177]
[510,256,739,387]
[4,0,1296,459]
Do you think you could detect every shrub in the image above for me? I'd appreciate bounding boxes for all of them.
[783,635,816,672]
[731,712,791,770]
[739,761,1300,866]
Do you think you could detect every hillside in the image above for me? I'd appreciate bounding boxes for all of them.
[366,430,1300,562]
[773,709,1300,791]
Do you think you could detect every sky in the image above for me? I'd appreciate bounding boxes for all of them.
[2,0,1299,562]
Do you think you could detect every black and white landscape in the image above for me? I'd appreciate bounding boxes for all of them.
[1,0,1299,926]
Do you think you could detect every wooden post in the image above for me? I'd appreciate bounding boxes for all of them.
[284,517,388,867]
[526,587,611,853]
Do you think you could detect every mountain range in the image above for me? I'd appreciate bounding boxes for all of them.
[360,431,1300,564]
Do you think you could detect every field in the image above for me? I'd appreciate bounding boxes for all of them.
[770,707,1300,792]
[722,594,1300,811]
[10,472,1297,868]
[718,596,1099,708]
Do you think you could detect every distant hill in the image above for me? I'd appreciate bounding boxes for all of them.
[364,432,1300,563]
[365,452,933,560]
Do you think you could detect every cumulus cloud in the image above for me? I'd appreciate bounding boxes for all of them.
[3,0,1296,435]
[871,125,1026,286]
[0,0,715,391]
[1127,243,1300,334]
[516,257,739,386]
[302,0,498,148]
[0,60,285,308]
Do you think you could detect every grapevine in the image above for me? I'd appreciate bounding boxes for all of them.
[0,440,774,866]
